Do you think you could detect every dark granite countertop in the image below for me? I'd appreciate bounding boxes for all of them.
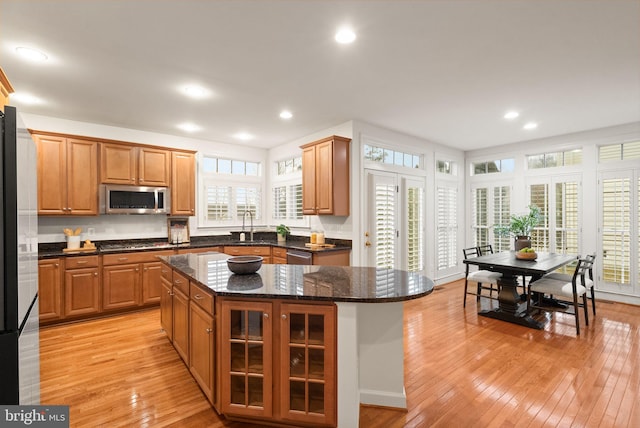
[159,252,434,303]
[38,233,352,259]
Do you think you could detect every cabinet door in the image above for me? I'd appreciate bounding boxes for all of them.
[67,138,98,215]
[189,302,215,404]
[139,147,170,186]
[100,143,137,184]
[173,287,190,364]
[38,259,63,322]
[171,151,195,216]
[64,267,100,317]
[141,261,162,305]
[220,300,273,418]
[301,145,317,215]
[280,303,336,426]
[102,264,140,310]
[315,141,334,215]
[35,134,67,214]
[160,277,173,341]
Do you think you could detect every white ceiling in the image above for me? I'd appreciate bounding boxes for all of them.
[2,1,639,151]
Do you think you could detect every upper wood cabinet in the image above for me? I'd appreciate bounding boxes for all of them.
[300,136,351,216]
[33,133,99,215]
[0,67,14,112]
[171,151,196,216]
[100,143,170,186]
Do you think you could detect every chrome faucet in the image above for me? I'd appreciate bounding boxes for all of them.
[242,210,254,241]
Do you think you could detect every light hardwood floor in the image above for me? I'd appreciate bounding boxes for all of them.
[40,279,640,427]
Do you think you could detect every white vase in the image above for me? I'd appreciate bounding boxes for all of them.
[277,233,286,244]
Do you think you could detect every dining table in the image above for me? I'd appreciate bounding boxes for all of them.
[463,251,577,329]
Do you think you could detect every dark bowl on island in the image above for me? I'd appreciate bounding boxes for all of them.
[227,256,263,274]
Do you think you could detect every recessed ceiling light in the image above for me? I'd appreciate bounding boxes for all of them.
[279,110,293,120]
[181,84,209,99]
[177,122,201,133]
[15,47,48,62]
[11,92,43,105]
[523,122,538,130]
[233,132,254,141]
[504,111,519,120]
[335,28,356,44]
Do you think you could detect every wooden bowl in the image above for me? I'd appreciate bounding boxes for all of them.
[515,251,537,260]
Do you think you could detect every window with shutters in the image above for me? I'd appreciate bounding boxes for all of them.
[199,155,262,228]
[601,176,631,285]
[599,141,640,162]
[436,185,457,271]
[272,156,308,228]
[471,184,511,251]
[526,177,580,276]
[406,181,425,273]
[375,181,396,269]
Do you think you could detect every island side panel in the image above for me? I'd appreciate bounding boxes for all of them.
[335,302,360,428]
[357,301,406,408]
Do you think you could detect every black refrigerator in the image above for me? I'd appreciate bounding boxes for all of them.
[0,105,40,404]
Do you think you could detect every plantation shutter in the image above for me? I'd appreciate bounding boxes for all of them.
[406,181,425,273]
[601,177,631,284]
[375,182,396,269]
[493,186,511,252]
[206,185,231,220]
[436,185,457,271]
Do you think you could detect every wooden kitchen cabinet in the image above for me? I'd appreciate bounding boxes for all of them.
[0,67,14,112]
[300,135,350,216]
[223,245,271,264]
[38,258,63,323]
[34,133,98,216]
[64,256,100,318]
[177,246,222,255]
[100,143,170,186]
[189,282,215,404]
[173,285,190,364]
[102,250,174,311]
[160,275,173,341]
[280,302,336,427]
[219,298,337,426]
[220,299,273,419]
[271,247,287,264]
[171,150,196,216]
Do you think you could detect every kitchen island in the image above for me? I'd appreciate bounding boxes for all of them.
[159,251,434,428]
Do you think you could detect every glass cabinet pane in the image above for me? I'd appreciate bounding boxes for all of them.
[248,343,264,374]
[230,343,245,372]
[308,348,324,380]
[248,377,264,406]
[289,347,306,378]
[230,375,245,405]
[308,314,324,345]
[289,313,305,343]
[308,383,325,414]
[290,380,306,411]
[247,310,264,339]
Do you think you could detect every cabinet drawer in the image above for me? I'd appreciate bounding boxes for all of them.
[103,250,174,265]
[272,247,287,258]
[160,263,172,281]
[224,245,271,256]
[177,246,222,255]
[65,255,99,269]
[190,282,214,315]
[173,271,190,296]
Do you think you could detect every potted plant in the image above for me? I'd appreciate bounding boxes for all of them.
[276,224,290,244]
[494,205,542,251]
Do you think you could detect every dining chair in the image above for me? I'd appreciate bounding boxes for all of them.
[463,246,502,308]
[527,255,595,335]
[542,253,596,315]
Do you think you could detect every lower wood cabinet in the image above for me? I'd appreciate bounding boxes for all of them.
[172,281,190,364]
[219,298,336,427]
[102,250,173,312]
[38,258,63,323]
[189,284,215,405]
[160,276,173,341]
[64,256,100,318]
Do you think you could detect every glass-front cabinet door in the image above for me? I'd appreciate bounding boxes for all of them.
[220,300,273,418]
[280,303,336,426]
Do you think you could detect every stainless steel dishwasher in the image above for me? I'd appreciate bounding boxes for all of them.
[286,249,313,265]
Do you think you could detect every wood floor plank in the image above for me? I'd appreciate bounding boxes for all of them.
[39,280,640,427]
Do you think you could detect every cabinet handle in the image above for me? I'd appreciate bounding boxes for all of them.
[206,328,213,334]
[174,279,182,284]
[162,269,167,274]
[93,272,98,276]
[135,268,139,272]
[77,260,87,264]
[193,294,202,300]
[55,263,59,267]
[118,257,128,261]
[281,314,287,320]
[167,290,174,296]
[263,313,269,319]
[144,267,148,271]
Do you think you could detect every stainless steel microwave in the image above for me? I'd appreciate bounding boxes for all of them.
[100,185,170,214]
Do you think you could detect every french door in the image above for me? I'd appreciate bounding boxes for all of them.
[598,169,639,296]
[365,170,425,273]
